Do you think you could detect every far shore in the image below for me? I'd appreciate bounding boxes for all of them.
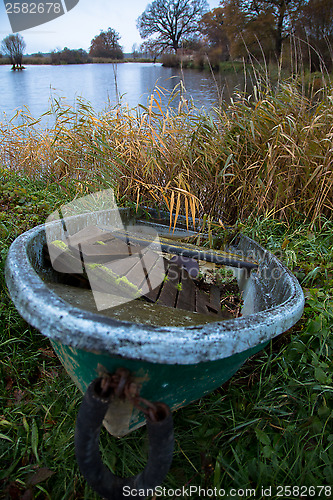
[0,56,155,66]
[0,56,249,74]
[1,57,330,81]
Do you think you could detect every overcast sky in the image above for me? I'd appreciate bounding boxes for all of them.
[0,1,221,54]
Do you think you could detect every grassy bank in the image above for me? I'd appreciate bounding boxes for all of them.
[161,54,246,73]
[0,57,155,66]
[0,169,332,499]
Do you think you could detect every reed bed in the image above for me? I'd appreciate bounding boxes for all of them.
[0,76,332,225]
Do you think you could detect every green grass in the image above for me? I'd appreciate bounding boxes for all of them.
[0,169,332,499]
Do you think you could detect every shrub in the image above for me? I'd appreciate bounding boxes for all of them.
[50,48,91,65]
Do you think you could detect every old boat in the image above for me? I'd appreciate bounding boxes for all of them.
[5,208,304,437]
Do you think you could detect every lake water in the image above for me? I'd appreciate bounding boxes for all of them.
[0,62,245,120]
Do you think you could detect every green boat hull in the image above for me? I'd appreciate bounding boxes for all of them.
[50,338,267,436]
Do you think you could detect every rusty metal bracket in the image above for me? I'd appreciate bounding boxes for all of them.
[98,368,164,423]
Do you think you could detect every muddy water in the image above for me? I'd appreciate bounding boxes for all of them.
[47,282,224,327]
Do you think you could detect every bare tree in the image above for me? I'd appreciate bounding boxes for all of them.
[137,0,209,55]
[1,34,26,70]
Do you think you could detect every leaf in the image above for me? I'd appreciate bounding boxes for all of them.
[169,190,174,231]
[189,196,196,230]
[173,192,181,233]
[153,97,164,117]
[250,120,255,140]
[255,428,271,446]
[217,153,233,177]
[23,416,29,433]
[31,419,39,463]
[306,318,322,333]
[136,187,140,211]
[281,238,289,250]
[184,196,189,230]
[26,467,55,486]
[213,460,221,488]
[0,419,14,427]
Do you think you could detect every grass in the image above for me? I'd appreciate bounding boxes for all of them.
[0,168,332,499]
[0,74,332,498]
[161,53,247,73]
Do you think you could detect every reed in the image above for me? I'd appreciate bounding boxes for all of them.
[0,74,332,226]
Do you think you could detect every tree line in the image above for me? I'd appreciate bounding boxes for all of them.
[199,0,333,71]
[138,0,333,71]
[1,0,332,70]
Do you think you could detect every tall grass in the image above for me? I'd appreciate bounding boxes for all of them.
[0,74,332,225]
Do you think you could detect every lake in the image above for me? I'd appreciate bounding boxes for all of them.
[0,62,246,120]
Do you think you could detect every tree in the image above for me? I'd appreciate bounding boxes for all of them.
[209,0,249,59]
[217,0,305,60]
[89,28,123,59]
[295,0,333,70]
[1,34,26,70]
[199,7,230,62]
[137,0,209,55]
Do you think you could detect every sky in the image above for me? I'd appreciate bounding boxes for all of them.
[0,0,221,55]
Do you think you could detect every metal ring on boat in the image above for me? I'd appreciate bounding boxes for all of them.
[74,378,174,500]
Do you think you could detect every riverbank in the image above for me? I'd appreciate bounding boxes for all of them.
[0,168,332,498]
[0,56,155,66]
[0,55,243,73]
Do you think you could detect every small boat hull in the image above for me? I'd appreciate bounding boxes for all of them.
[50,338,267,436]
[5,208,304,436]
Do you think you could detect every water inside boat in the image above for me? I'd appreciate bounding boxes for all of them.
[46,282,225,327]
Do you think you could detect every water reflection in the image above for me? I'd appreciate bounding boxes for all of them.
[0,62,247,120]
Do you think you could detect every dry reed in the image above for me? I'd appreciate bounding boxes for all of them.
[0,77,332,226]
